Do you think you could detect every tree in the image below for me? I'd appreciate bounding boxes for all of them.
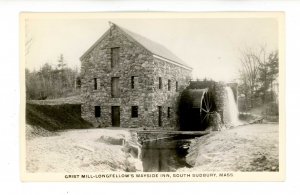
[238,46,279,110]
[257,50,278,102]
[57,54,66,70]
[25,55,81,100]
[267,51,279,101]
[238,47,261,108]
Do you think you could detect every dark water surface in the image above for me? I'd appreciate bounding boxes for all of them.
[141,136,194,172]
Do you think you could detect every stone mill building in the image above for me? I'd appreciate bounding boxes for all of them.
[80,22,192,129]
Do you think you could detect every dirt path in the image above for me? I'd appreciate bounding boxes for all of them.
[180,124,279,172]
[26,127,142,173]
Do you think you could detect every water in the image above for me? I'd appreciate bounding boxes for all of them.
[140,87,242,171]
[224,86,242,127]
[141,136,193,172]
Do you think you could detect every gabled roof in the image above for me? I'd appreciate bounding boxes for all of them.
[80,22,192,70]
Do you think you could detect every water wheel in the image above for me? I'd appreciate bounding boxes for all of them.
[200,90,216,129]
[179,88,216,131]
[200,91,214,123]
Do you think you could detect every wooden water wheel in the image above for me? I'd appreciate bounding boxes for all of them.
[200,90,214,123]
[179,88,217,131]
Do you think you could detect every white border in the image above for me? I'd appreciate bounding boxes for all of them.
[0,1,299,195]
[19,12,285,183]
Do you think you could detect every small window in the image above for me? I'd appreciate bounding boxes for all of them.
[176,81,178,92]
[94,78,98,90]
[111,47,120,69]
[167,107,171,118]
[95,106,101,118]
[131,76,138,89]
[159,77,162,89]
[111,77,120,98]
[131,106,138,118]
[131,76,135,89]
[158,106,162,127]
[168,79,171,91]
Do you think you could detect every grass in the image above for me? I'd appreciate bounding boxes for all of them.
[238,101,279,123]
[27,95,81,105]
[26,103,92,131]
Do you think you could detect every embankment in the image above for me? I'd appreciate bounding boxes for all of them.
[26,103,92,131]
[26,128,143,172]
[25,100,142,172]
[178,124,279,172]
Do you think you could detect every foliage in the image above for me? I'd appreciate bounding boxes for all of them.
[238,47,279,112]
[257,51,279,103]
[26,54,81,100]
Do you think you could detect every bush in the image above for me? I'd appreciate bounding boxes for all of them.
[264,102,279,116]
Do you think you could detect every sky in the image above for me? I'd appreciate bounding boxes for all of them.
[25,16,278,82]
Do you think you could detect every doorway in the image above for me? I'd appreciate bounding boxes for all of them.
[111,106,120,127]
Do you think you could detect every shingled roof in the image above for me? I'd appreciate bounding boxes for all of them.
[80,22,192,69]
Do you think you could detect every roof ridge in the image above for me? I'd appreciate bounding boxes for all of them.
[114,23,191,68]
[81,22,192,70]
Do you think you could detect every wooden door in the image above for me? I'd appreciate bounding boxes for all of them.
[112,106,120,127]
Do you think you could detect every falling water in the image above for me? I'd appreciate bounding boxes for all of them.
[224,86,242,127]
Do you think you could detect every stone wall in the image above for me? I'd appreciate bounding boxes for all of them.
[213,82,226,122]
[144,57,191,130]
[81,24,192,129]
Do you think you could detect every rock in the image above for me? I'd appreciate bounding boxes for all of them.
[209,112,223,131]
[96,135,125,145]
[126,156,143,172]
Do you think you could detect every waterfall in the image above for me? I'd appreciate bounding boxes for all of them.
[223,86,242,127]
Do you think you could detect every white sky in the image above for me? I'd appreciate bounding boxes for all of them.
[25,17,278,82]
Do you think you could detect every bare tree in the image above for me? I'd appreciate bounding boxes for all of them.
[238,45,279,111]
[239,47,261,108]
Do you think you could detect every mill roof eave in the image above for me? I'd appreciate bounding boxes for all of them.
[80,22,193,71]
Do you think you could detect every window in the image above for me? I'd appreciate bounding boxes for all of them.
[159,77,162,89]
[94,78,98,90]
[131,106,138,118]
[158,106,162,127]
[93,78,100,90]
[176,81,178,92]
[167,107,171,118]
[131,76,135,89]
[111,47,120,69]
[95,106,101,118]
[111,77,120,98]
[168,79,171,91]
[131,76,138,89]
